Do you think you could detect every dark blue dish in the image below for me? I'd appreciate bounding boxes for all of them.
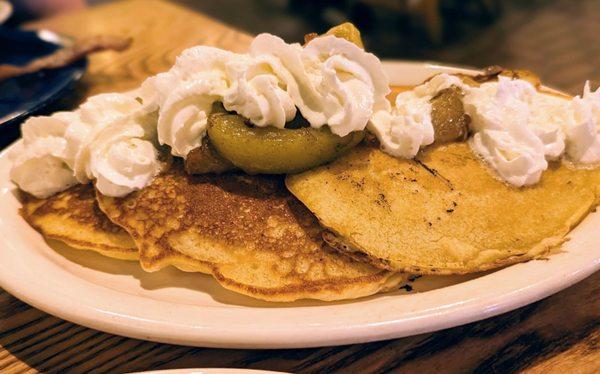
[0,27,87,149]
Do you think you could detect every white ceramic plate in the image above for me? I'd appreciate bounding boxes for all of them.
[132,369,286,374]
[0,61,598,349]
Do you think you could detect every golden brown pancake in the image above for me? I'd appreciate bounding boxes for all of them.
[21,184,137,260]
[286,142,600,275]
[96,162,404,302]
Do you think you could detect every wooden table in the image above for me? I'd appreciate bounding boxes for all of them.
[1,1,599,372]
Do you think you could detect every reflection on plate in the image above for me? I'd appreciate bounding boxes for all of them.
[0,28,86,148]
[0,62,598,349]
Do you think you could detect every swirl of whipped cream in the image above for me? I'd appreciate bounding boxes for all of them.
[527,92,568,161]
[140,47,245,157]
[157,79,224,157]
[368,74,463,158]
[10,93,160,198]
[10,141,78,198]
[223,56,297,129]
[10,114,77,198]
[564,82,600,163]
[81,94,160,196]
[369,92,433,158]
[71,93,144,182]
[303,35,390,135]
[471,129,547,186]
[88,119,159,197]
[249,34,390,136]
[464,76,569,186]
[248,34,322,121]
[140,47,241,109]
[467,78,568,158]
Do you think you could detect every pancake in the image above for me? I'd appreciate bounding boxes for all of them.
[96,162,404,302]
[21,184,138,260]
[286,142,600,274]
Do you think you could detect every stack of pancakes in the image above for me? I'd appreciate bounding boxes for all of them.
[22,162,405,302]
[21,82,600,302]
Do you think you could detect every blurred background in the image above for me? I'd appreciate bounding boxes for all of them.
[5,0,600,94]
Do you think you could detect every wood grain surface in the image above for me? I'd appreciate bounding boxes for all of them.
[0,1,599,373]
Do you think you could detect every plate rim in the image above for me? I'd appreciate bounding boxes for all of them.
[0,60,598,349]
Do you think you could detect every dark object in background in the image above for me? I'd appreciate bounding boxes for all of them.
[175,0,598,93]
[0,27,87,149]
[289,0,502,45]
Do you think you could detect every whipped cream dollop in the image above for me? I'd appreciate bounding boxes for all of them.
[140,33,390,157]
[10,114,78,198]
[566,82,600,163]
[369,74,466,158]
[10,93,161,198]
[465,77,600,186]
[140,48,244,157]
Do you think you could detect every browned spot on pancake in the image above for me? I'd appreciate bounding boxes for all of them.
[21,185,137,259]
[24,184,124,234]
